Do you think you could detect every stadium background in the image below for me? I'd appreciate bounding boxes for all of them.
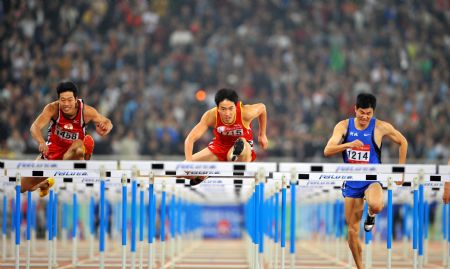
[0,0,448,163]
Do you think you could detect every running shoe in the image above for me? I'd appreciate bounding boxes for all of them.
[364,214,376,232]
[231,138,244,161]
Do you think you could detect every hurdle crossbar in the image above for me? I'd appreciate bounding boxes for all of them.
[279,163,438,174]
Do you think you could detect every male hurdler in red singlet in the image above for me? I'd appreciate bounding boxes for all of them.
[184,88,268,184]
[22,81,113,196]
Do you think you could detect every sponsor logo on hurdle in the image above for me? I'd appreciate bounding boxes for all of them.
[201,179,224,184]
[53,171,88,177]
[335,166,376,172]
[176,163,218,170]
[307,181,337,186]
[318,174,353,180]
[424,182,444,187]
[81,178,112,183]
[176,163,221,176]
[185,170,220,175]
[17,162,58,169]
[2,182,16,187]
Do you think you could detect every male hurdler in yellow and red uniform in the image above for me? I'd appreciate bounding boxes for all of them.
[184,88,268,184]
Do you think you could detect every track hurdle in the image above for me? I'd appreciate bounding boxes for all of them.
[1,160,448,269]
[276,162,448,269]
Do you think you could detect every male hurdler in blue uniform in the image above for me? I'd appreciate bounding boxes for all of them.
[324,93,408,269]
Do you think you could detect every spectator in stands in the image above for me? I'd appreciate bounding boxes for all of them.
[0,0,448,163]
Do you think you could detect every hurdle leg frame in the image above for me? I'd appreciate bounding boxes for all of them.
[72,186,78,267]
[280,175,287,269]
[26,191,32,269]
[148,176,155,269]
[2,193,6,261]
[447,200,450,269]
[161,182,167,268]
[99,170,106,269]
[131,179,137,269]
[52,192,58,267]
[89,190,95,260]
[47,190,54,269]
[2,233,5,260]
[120,174,127,269]
[289,171,297,269]
[387,178,393,269]
[15,174,21,269]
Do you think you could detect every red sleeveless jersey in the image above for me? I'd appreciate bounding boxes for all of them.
[47,99,86,148]
[211,101,254,148]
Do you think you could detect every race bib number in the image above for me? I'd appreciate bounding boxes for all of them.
[217,126,244,136]
[346,145,370,163]
[55,126,79,140]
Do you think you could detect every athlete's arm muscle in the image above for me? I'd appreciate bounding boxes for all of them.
[378,120,408,164]
[184,109,215,161]
[243,103,268,150]
[84,105,113,136]
[30,102,58,155]
[324,120,363,157]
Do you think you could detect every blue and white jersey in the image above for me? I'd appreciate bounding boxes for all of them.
[342,118,381,189]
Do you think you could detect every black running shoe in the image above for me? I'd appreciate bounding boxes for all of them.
[231,139,244,161]
[190,176,208,186]
[364,215,376,232]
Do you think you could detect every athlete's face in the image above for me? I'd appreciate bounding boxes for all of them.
[218,99,236,124]
[59,91,77,116]
[355,106,374,127]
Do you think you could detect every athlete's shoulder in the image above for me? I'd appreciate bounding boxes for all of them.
[241,103,265,118]
[242,102,263,110]
[201,108,216,126]
[375,119,396,133]
[48,101,59,107]
[44,101,59,113]
[336,119,349,129]
[205,107,217,117]
[374,118,393,128]
[331,119,348,136]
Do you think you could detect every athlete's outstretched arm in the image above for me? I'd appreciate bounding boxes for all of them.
[380,121,408,164]
[243,103,268,150]
[84,105,113,136]
[184,109,215,161]
[30,103,58,155]
[324,120,363,157]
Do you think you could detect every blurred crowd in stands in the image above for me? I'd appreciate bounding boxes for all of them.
[0,0,448,162]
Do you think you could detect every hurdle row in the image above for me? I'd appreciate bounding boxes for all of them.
[0,160,449,269]
[0,160,450,268]
[1,176,206,269]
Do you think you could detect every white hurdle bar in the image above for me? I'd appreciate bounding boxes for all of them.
[279,162,437,174]
[272,172,448,185]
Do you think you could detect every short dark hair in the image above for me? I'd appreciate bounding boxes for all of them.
[57,81,78,98]
[356,93,376,110]
[215,88,239,106]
